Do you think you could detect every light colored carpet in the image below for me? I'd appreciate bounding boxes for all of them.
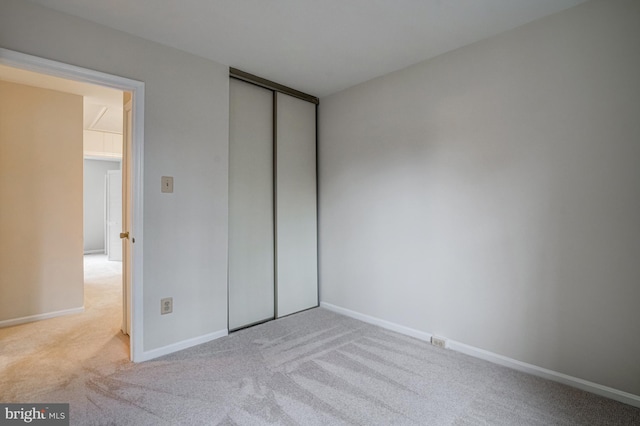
[1,258,639,425]
[0,254,129,402]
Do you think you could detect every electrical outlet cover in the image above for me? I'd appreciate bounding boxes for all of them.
[161,297,173,314]
[431,336,447,349]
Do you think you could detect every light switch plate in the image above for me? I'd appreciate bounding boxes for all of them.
[161,176,174,193]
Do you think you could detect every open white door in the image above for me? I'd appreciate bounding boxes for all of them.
[121,98,133,336]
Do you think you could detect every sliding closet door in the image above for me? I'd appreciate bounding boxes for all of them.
[276,93,318,317]
[228,79,274,330]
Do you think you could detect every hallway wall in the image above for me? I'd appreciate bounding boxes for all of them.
[0,80,84,323]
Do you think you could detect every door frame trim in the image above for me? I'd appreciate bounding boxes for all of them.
[0,48,145,362]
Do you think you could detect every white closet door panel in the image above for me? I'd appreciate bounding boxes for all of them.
[228,79,275,330]
[276,93,318,317]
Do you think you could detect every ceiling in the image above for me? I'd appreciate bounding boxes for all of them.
[0,64,123,134]
[28,0,587,97]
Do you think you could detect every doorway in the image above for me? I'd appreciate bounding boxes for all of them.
[0,48,144,361]
[83,97,125,334]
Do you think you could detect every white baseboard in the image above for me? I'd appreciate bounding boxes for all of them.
[320,302,640,408]
[136,329,228,362]
[321,302,433,342]
[0,307,85,328]
[83,249,105,255]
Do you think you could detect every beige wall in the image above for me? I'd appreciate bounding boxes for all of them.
[0,0,229,351]
[0,80,84,322]
[319,0,640,396]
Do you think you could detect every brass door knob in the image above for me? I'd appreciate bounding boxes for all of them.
[120,232,130,239]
